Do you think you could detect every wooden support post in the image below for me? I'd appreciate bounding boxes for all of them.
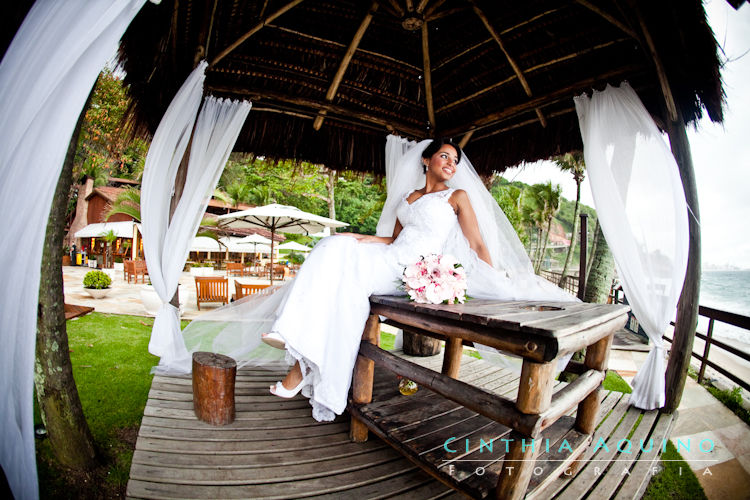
[497,360,554,498]
[495,430,541,500]
[578,213,588,300]
[421,21,436,130]
[350,313,380,442]
[575,333,612,434]
[441,337,463,378]
[516,360,555,415]
[663,110,701,413]
[192,352,237,425]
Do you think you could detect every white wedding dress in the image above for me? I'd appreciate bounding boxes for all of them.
[271,188,463,421]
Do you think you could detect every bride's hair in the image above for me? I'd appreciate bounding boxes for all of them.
[421,138,462,172]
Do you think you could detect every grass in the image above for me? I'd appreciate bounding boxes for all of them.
[687,365,750,426]
[35,312,183,499]
[642,441,708,500]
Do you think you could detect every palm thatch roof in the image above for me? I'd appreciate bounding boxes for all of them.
[118,1,725,174]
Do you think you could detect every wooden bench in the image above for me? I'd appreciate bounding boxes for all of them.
[348,296,629,500]
[194,277,228,310]
[233,282,272,301]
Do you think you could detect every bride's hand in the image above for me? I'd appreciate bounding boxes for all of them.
[337,232,366,241]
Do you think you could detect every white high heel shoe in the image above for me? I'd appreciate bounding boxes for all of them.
[270,377,306,398]
[261,332,286,350]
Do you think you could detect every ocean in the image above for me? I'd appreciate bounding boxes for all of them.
[699,270,750,345]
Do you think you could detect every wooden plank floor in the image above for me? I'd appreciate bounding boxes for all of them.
[127,352,673,499]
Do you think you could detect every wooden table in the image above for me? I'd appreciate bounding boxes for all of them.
[347,296,629,500]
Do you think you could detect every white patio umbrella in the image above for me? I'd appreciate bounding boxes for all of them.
[236,233,274,265]
[217,204,347,283]
[277,241,311,253]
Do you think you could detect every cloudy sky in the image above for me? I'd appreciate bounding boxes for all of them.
[502,1,750,270]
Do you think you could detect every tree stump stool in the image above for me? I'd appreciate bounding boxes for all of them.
[192,352,237,425]
[402,330,441,356]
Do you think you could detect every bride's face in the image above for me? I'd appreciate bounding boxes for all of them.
[424,145,459,181]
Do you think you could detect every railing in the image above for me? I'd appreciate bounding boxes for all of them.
[616,293,750,392]
[538,269,579,295]
[665,306,750,392]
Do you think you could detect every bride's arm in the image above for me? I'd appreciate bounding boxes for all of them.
[452,190,493,266]
[338,219,403,244]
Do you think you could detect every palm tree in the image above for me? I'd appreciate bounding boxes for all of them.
[106,187,141,221]
[526,182,562,273]
[553,152,586,286]
[100,229,117,268]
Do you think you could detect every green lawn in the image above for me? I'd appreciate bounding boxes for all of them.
[35,313,167,498]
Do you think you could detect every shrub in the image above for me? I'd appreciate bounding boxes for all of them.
[83,270,112,289]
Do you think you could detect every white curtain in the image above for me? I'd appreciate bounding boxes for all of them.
[0,1,146,498]
[141,63,251,371]
[575,82,689,410]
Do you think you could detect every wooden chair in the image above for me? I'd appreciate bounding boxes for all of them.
[226,262,245,277]
[195,277,228,310]
[233,282,272,301]
[133,260,149,283]
[124,260,135,283]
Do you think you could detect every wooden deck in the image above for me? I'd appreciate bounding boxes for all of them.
[64,303,94,320]
[127,352,674,499]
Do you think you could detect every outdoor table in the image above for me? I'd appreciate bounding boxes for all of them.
[348,296,629,499]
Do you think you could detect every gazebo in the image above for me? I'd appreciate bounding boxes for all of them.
[1,1,741,499]
[117,0,729,414]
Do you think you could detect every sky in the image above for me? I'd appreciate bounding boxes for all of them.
[501,1,750,270]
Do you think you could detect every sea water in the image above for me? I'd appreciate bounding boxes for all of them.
[699,270,750,345]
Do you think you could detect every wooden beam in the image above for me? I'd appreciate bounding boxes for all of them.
[209,0,306,68]
[458,129,474,148]
[442,65,644,137]
[576,0,639,40]
[424,0,448,17]
[422,21,436,131]
[405,0,414,12]
[314,2,379,131]
[471,1,547,127]
[358,341,542,436]
[663,108,701,413]
[416,0,431,13]
[385,0,404,17]
[267,24,423,73]
[207,84,426,137]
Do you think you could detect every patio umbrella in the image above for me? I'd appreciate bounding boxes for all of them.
[277,241,311,253]
[236,233,273,259]
[217,204,347,284]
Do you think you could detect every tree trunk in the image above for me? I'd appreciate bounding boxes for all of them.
[583,223,614,303]
[586,219,600,283]
[325,168,337,233]
[535,218,552,273]
[559,182,581,285]
[35,91,97,470]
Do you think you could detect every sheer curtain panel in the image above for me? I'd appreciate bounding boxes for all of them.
[575,82,689,410]
[140,64,251,372]
[0,1,146,498]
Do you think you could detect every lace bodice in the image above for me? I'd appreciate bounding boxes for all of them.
[389,188,458,265]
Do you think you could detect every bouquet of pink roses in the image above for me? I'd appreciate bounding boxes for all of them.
[402,254,467,304]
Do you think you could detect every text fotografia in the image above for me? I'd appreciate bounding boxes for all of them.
[443,436,716,456]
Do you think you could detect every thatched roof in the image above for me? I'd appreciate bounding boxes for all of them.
[121,1,725,174]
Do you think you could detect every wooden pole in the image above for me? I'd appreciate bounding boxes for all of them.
[421,22,436,131]
[313,2,378,130]
[577,213,588,300]
[663,109,701,413]
[209,0,306,67]
[471,1,547,127]
[350,314,380,442]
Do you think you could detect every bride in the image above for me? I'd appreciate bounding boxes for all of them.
[177,137,575,422]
